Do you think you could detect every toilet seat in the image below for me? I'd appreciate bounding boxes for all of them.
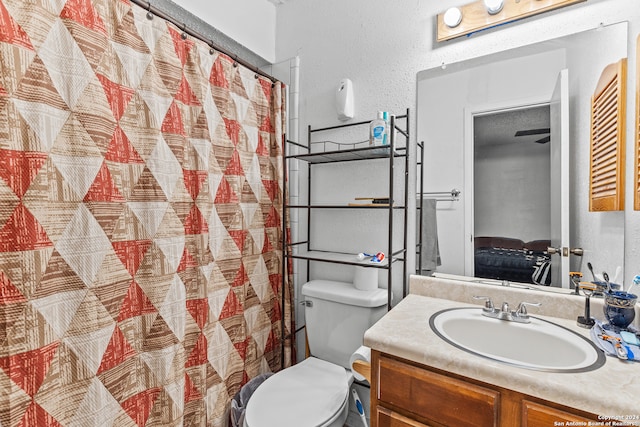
[243,357,353,427]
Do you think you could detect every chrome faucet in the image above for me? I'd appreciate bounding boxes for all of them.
[473,296,541,323]
[499,301,512,320]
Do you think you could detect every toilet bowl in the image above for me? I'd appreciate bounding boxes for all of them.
[243,280,387,427]
[243,357,354,427]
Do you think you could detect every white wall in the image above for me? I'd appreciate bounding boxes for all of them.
[474,141,551,243]
[274,0,640,286]
[172,0,277,62]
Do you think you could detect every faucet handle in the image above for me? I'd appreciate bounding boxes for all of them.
[501,301,510,313]
[515,301,541,316]
[472,296,494,312]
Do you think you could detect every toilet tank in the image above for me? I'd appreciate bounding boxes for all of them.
[301,280,387,369]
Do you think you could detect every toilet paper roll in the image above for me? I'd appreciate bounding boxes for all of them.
[354,266,378,291]
[349,345,371,382]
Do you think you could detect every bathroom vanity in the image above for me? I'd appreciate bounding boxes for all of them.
[364,276,640,427]
[372,352,597,426]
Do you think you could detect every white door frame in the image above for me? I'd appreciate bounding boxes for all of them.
[549,69,571,289]
[463,95,552,276]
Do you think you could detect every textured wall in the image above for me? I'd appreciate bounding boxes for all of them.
[169,0,277,62]
[152,0,272,70]
[274,0,640,287]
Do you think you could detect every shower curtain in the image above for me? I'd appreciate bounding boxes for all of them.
[0,0,293,425]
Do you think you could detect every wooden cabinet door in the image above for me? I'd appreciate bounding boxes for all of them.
[634,34,640,210]
[522,400,596,426]
[377,406,433,427]
[377,355,499,427]
[589,58,627,211]
[372,352,599,427]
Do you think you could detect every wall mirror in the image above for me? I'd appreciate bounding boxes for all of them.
[417,22,629,291]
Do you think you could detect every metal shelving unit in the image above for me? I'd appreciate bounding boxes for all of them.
[283,109,414,310]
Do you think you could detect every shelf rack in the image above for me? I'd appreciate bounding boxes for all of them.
[282,109,414,310]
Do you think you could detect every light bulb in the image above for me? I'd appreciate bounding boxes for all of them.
[484,0,504,14]
[443,7,462,28]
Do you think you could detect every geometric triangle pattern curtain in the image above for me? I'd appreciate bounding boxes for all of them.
[0,0,292,425]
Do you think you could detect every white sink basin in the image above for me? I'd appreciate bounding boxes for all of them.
[430,308,606,372]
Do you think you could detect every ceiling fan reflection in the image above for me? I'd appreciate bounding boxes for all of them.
[514,127,551,144]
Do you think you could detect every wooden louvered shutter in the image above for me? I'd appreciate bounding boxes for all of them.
[589,58,627,211]
[635,35,640,210]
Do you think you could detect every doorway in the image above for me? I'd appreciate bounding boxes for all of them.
[471,104,552,284]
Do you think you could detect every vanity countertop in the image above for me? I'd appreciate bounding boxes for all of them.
[364,278,640,418]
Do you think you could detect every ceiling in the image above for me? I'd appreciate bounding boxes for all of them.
[474,104,550,147]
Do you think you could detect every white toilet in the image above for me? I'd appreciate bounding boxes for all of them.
[243,279,387,427]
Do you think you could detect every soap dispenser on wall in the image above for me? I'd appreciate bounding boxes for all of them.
[336,78,354,120]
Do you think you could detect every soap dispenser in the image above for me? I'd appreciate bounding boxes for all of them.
[336,78,354,120]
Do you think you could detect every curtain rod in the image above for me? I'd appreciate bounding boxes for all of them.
[129,0,278,83]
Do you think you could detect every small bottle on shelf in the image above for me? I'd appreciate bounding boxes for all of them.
[369,111,386,146]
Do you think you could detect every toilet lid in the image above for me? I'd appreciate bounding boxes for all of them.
[244,357,350,427]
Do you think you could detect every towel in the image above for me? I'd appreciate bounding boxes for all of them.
[590,320,640,361]
[418,198,441,273]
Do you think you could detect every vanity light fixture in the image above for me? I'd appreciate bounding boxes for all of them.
[443,7,463,28]
[437,0,586,42]
[484,0,504,15]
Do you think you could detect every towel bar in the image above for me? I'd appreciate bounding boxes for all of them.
[419,188,460,202]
